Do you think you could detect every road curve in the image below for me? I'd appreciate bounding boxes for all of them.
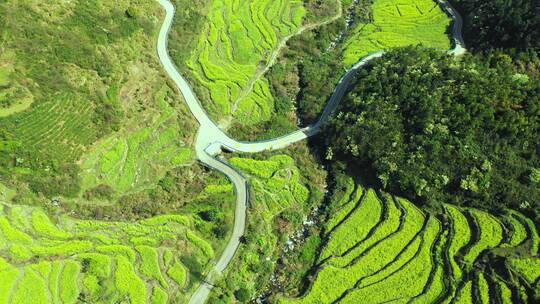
[156,0,465,302]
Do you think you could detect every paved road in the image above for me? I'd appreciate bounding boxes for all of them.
[156,0,465,302]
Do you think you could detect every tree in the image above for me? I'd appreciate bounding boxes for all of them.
[323,46,540,220]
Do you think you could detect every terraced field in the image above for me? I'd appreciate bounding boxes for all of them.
[0,183,232,303]
[279,179,540,303]
[0,0,198,201]
[207,149,326,302]
[185,0,307,126]
[79,85,195,198]
[342,0,451,65]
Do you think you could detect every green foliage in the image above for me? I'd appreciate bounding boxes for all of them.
[115,256,147,304]
[0,267,19,303]
[12,268,48,304]
[151,286,168,304]
[445,204,470,279]
[463,210,503,264]
[454,281,473,304]
[478,273,490,304]
[216,148,326,299]
[235,287,251,302]
[505,214,529,247]
[186,230,215,258]
[0,0,186,199]
[80,88,195,197]
[60,261,80,304]
[136,245,168,288]
[0,202,220,302]
[278,177,539,303]
[509,258,540,283]
[324,46,540,220]
[31,209,71,239]
[324,177,358,231]
[319,189,383,262]
[0,217,32,243]
[183,0,306,125]
[167,261,187,287]
[339,219,440,303]
[451,0,539,52]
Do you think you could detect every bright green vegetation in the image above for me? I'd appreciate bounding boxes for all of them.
[319,188,381,262]
[152,286,169,304]
[514,212,540,256]
[209,145,327,302]
[238,0,452,140]
[0,0,197,205]
[342,0,450,65]
[167,261,187,287]
[494,275,514,303]
[505,214,529,247]
[0,200,231,303]
[463,209,503,265]
[324,177,359,231]
[277,178,540,303]
[454,281,473,304]
[478,273,490,304]
[229,155,310,220]
[136,245,169,288]
[79,85,195,198]
[184,0,306,126]
[508,258,540,283]
[445,205,471,279]
[0,50,34,117]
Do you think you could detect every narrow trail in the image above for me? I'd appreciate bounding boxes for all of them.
[156,0,465,303]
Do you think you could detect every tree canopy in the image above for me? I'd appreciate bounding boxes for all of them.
[451,0,539,53]
[323,46,540,219]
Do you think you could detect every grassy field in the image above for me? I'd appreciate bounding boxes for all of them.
[0,0,198,204]
[0,171,235,303]
[341,0,451,65]
[183,0,306,126]
[277,178,540,303]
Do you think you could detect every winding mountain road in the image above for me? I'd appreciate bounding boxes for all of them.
[156,0,465,302]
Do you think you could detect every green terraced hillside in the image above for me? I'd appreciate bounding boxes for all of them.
[278,178,540,303]
[0,202,214,303]
[0,162,237,303]
[342,0,451,65]
[0,0,197,205]
[183,0,307,126]
[207,147,327,302]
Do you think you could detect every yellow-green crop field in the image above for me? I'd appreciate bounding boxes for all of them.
[0,200,219,303]
[186,0,306,126]
[342,0,451,66]
[79,85,195,198]
[212,153,319,300]
[279,178,540,303]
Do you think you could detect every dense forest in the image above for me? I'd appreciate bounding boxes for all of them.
[450,0,539,53]
[322,46,540,220]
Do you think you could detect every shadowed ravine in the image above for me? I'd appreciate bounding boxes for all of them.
[155,0,465,302]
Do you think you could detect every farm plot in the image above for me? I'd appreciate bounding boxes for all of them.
[278,180,540,303]
[185,0,306,126]
[342,0,451,66]
[0,193,227,303]
[79,85,195,197]
[210,152,324,301]
[0,0,198,201]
